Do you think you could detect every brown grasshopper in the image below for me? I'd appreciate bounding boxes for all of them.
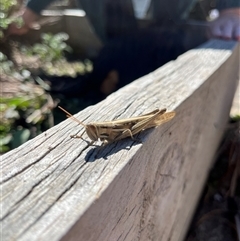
[58,106,175,146]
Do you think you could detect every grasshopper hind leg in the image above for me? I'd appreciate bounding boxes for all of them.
[117,129,143,144]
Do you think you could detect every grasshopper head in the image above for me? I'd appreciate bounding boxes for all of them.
[85,125,99,141]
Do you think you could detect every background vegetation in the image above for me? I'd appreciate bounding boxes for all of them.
[0,0,92,153]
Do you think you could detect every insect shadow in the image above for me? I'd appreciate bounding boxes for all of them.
[84,129,153,162]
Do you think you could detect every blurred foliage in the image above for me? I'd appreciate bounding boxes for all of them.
[21,33,72,62]
[0,51,14,73]
[21,33,93,77]
[0,0,23,39]
[0,1,92,154]
[42,58,93,77]
[0,93,50,153]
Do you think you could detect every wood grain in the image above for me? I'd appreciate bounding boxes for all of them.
[1,40,239,241]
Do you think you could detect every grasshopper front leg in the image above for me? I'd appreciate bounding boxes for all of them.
[70,129,86,139]
[71,130,96,147]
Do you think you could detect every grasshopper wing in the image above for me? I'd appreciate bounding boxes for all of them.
[146,111,176,128]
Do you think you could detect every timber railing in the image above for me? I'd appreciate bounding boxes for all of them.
[1,39,239,241]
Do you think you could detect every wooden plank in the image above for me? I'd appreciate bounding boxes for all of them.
[1,40,239,241]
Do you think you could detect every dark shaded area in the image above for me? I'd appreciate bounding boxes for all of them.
[45,27,187,102]
[185,119,240,241]
[91,27,186,89]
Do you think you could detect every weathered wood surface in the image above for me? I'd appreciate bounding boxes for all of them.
[1,40,239,241]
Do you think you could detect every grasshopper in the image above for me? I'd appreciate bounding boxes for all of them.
[58,106,175,146]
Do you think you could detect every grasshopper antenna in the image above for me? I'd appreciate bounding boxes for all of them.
[58,106,86,127]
